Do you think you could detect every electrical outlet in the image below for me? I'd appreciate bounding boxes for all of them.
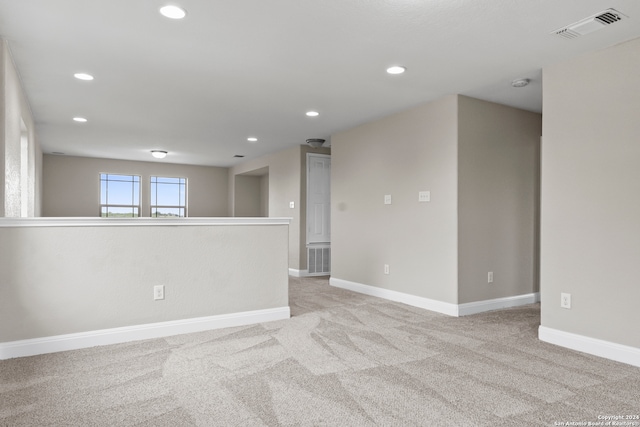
[488,271,493,283]
[561,293,571,309]
[384,264,390,275]
[154,285,165,300]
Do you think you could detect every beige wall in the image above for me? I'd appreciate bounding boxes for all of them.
[458,96,541,303]
[229,144,330,271]
[260,174,269,217]
[234,174,263,217]
[332,94,540,305]
[332,95,460,303]
[1,41,42,218]
[43,155,228,217]
[0,220,289,343]
[229,146,301,268]
[541,37,640,348]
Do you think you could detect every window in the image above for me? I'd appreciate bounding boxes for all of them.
[151,176,187,217]
[100,174,141,217]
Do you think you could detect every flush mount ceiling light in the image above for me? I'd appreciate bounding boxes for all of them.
[386,66,406,75]
[306,138,325,148]
[511,78,530,88]
[151,150,168,159]
[160,5,186,19]
[74,73,94,81]
[73,117,87,122]
[306,111,320,117]
[247,137,258,142]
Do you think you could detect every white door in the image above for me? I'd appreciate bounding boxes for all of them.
[307,154,331,244]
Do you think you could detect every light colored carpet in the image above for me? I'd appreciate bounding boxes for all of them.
[1,276,638,426]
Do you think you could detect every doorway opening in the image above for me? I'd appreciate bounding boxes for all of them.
[234,167,269,217]
[306,153,331,275]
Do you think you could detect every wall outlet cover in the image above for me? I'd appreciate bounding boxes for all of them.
[561,292,571,309]
[154,285,165,300]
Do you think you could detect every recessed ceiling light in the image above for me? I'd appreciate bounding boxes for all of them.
[247,137,258,142]
[74,73,94,81]
[386,66,406,75]
[160,5,186,19]
[306,111,320,117]
[73,117,87,123]
[151,150,168,159]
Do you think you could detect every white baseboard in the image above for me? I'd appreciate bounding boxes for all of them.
[0,306,290,360]
[539,326,640,368]
[330,278,459,316]
[330,277,539,318]
[289,268,307,277]
[458,292,540,316]
[289,268,329,277]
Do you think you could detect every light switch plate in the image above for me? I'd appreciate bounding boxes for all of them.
[384,195,392,205]
[289,201,295,209]
[418,191,431,202]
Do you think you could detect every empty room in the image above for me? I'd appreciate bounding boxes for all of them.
[1,1,639,425]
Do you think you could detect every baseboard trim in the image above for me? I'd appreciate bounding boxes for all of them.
[0,306,290,360]
[289,268,307,277]
[539,326,640,368]
[458,292,540,316]
[289,269,329,277]
[330,278,539,318]
[330,277,459,316]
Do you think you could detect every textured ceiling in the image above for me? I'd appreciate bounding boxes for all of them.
[1,0,639,167]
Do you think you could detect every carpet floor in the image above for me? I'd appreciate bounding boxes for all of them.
[1,276,638,426]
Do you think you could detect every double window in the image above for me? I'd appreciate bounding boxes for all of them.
[99,174,187,217]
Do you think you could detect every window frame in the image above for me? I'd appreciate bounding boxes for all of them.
[99,173,141,218]
[150,175,188,218]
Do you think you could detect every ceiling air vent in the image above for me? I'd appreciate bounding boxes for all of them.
[552,9,626,39]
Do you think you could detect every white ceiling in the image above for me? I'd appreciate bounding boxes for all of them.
[1,0,639,167]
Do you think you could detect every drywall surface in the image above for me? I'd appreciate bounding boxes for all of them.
[331,95,459,303]
[457,96,541,303]
[0,218,289,342]
[42,155,228,217]
[0,43,6,218]
[1,41,41,218]
[541,37,640,348]
[234,175,263,217]
[229,145,330,271]
[230,145,301,269]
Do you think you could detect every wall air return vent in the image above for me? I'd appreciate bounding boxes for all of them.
[308,246,330,275]
[552,9,626,39]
